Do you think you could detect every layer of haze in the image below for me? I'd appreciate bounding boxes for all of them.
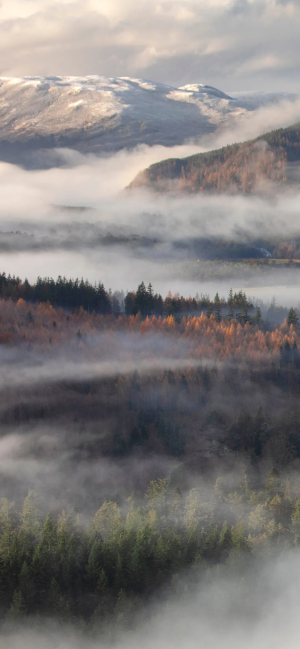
[1,0,300,91]
[1,97,300,300]
[2,1,300,645]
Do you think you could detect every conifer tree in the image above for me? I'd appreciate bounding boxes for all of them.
[7,590,27,620]
[287,307,299,328]
[213,292,222,322]
[228,288,234,319]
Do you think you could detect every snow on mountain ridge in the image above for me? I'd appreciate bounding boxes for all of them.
[0,76,297,168]
[179,84,233,99]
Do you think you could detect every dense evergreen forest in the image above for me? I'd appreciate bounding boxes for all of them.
[0,272,256,319]
[128,122,300,194]
[2,468,300,630]
[1,273,300,631]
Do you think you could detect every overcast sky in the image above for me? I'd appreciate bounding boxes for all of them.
[0,0,299,92]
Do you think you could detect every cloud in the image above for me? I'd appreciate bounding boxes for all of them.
[0,94,298,297]
[0,97,300,295]
[0,0,300,90]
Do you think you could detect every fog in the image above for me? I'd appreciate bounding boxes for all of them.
[0,282,299,642]
[1,93,300,644]
[3,551,300,648]
[3,0,300,644]
[0,319,287,511]
[0,332,198,391]
[1,100,300,300]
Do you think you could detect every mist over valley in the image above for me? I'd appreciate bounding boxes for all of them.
[2,0,300,644]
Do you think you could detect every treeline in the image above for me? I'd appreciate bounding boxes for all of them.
[1,270,299,326]
[2,467,300,628]
[125,283,254,320]
[0,272,255,320]
[0,273,112,314]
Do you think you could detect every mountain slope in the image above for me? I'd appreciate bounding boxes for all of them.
[128,123,300,194]
[0,76,296,168]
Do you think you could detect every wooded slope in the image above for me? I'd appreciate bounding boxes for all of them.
[128,123,300,194]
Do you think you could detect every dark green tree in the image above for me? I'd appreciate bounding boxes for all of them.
[213,292,222,322]
[287,307,299,327]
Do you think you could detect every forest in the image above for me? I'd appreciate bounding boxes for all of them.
[2,467,300,631]
[1,271,300,633]
[128,122,300,194]
[0,269,295,324]
[0,272,254,318]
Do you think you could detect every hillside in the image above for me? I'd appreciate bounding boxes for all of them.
[0,76,296,168]
[128,123,300,194]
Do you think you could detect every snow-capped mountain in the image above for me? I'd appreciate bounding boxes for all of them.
[0,76,297,167]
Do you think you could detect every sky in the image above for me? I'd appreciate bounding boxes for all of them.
[0,0,299,91]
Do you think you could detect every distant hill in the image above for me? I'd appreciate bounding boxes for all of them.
[0,76,297,168]
[128,123,300,194]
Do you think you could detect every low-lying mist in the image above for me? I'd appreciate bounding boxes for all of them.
[0,297,297,513]
[0,286,300,645]
[2,98,300,645]
[0,97,300,298]
[1,160,300,299]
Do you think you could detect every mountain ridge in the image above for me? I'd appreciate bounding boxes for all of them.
[0,76,297,168]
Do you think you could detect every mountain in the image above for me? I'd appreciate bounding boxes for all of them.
[0,76,297,168]
[128,122,300,194]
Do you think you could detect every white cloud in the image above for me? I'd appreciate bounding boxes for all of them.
[0,0,299,89]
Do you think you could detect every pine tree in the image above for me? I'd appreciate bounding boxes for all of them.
[231,521,247,550]
[135,282,148,316]
[266,467,281,495]
[240,471,249,497]
[92,568,112,627]
[203,526,220,559]
[213,292,222,322]
[47,578,72,620]
[92,502,122,539]
[18,491,40,558]
[18,561,35,611]
[255,306,262,323]
[32,514,58,596]
[220,521,232,552]
[206,302,213,318]
[114,589,136,627]
[7,589,27,620]
[287,307,298,328]
[291,499,300,527]
[147,283,154,315]
[214,477,225,502]
[248,504,267,532]
[228,288,234,319]
[184,489,201,528]
[0,498,15,561]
